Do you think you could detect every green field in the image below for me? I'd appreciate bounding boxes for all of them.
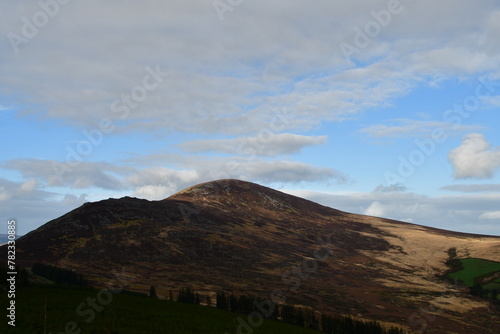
[447,258,500,289]
[483,280,500,290]
[1,285,321,334]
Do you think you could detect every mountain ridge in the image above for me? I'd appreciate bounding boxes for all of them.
[4,179,500,333]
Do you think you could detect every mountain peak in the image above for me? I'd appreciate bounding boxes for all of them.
[168,179,251,199]
[168,179,343,217]
[168,179,284,200]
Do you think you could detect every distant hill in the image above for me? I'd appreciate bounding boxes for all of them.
[2,179,500,333]
[0,234,21,245]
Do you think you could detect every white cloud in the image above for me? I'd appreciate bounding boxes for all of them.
[479,211,500,220]
[127,167,199,197]
[124,152,351,186]
[2,156,349,202]
[0,178,48,202]
[127,167,199,186]
[19,179,37,194]
[364,201,386,217]
[448,133,500,179]
[131,185,174,201]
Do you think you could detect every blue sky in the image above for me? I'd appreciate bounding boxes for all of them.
[1,0,500,235]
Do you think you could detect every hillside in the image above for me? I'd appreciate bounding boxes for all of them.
[4,179,500,333]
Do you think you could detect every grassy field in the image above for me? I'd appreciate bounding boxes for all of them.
[483,280,500,290]
[1,285,321,334]
[447,258,500,288]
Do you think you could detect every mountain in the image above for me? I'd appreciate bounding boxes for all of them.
[4,179,500,333]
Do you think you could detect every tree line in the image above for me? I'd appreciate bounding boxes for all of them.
[31,262,88,286]
[470,284,500,305]
[174,288,406,334]
[176,287,202,304]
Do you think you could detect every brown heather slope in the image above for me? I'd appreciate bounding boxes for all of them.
[4,179,500,333]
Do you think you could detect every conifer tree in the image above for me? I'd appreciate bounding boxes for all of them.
[149,285,158,299]
[216,291,228,310]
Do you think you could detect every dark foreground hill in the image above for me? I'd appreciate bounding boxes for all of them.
[4,179,500,333]
[0,284,322,334]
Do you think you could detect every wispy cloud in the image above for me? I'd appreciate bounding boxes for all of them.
[1,159,131,190]
[481,95,500,107]
[360,119,483,138]
[479,211,500,220]
[373,183,408,193]
[180,133,327,156]
[441,184,500,193]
